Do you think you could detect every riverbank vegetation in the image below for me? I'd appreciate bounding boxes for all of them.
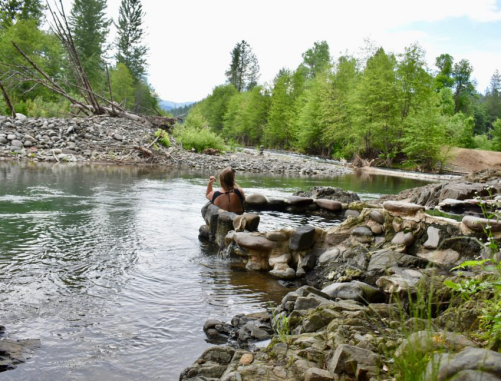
[183,40,501,171]
[0,0,165,119]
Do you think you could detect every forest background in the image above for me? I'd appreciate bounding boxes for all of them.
[1,0,501,171]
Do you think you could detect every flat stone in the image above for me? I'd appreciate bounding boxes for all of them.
[234,233,277,251]
[383,201,424,214]
[418,249,460,265]
[7,134,16,140]
[265,231,287,241]
[423,227,441,249]
[369,210,385,224]
[288,196,314,207]
[318,248,341,266]
[391,231,415,246]
[11,140,23,147]
[462,215,501,233]
[316,199,342,211]
[289,225,316,251]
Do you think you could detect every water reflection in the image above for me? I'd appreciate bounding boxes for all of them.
[0,162,431,380]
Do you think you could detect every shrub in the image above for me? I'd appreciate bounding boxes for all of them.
[154,129,171,147]
[174,125,226,153]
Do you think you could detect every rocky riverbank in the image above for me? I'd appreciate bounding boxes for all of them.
[183,175,501,381]
[0,115,351,176]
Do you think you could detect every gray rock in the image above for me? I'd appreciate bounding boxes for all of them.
[463,215,501,233]
[267,198,287,211]
[233,213,260,232]
[435,347,501,381]
[0,338,41,371]
[418,249,460,265]
[7,134,16,140]
[11,140,23,147]
[322,281,384,303]
[369,210,385,224]
[424,226,441,249]
[245,194,268,209]
[352,226,373,243]
[396,331,475,358]
[294,295,330,311]
[383,201,424,214]
[294,186,360,204]
[288,196,314,207]
[328,344,379,376]
[289,225,316,251]
[376,267,423,293]
[318,248,341,266]
[316,199,342,211]
[344,209,360,218]
[368,250,424,272]
[234,233,277,251]
[265,231,287,241]
[0,137,7,144]
[304,367,335,381]
[391,231,415,246]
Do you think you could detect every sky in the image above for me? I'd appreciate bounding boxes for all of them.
[63,0,501,103]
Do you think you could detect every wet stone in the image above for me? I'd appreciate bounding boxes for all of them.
[289,225,316,251]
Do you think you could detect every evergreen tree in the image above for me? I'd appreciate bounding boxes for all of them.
[225,40,260,92]
[70,0,111,87]
[0,0,45,29]
[452,59,475,114]
[485,69,501,129]
[434,53,454,90]
[115,0,148,80]
[300,41,331,78]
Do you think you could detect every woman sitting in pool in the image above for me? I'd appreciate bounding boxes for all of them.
[206,167,245,214]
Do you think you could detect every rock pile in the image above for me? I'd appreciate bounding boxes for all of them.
[183,181,501,381]
[0,115,352,176]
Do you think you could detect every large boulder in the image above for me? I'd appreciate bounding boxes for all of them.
[321,281,384,303]
[295,187,360,204]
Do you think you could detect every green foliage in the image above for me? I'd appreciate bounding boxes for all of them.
[196,84,237,131]
[0,0,45,29]
[115,0,148,80]
[174,123,227,153]
[492,118,501,151]
[473,134,493,151]
[22,96,70,117]
[271,309,291,344]
[443,112,475,148]
[222,85,269,145]
[0,20,65,101]
[110,63,135,109]
[154,129,171,147]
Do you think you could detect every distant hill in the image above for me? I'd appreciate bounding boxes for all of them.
[159,100,195,111]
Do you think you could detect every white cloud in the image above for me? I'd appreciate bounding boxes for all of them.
[57,0,501,100]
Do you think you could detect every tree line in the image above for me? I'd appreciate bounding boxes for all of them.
[0,0,161,117]
[185,40,501,170]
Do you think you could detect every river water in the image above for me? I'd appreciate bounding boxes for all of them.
[0,162,430,380]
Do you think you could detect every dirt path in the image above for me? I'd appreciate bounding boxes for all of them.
[445,147,501,173]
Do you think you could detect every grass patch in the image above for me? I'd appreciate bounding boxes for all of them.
[174,125,227,153]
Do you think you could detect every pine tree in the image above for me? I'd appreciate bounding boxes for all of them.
[115,0,148,80]
[300,41,331,78]
[70,0,111,87]
[225,40,260,92]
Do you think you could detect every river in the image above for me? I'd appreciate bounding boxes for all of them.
[0,162,431,380]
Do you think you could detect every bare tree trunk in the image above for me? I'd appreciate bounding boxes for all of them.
[0,80,16,118]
